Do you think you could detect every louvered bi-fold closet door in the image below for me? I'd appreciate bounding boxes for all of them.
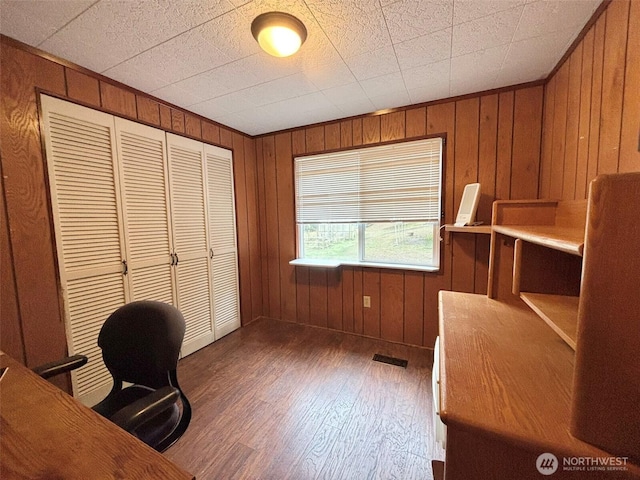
[166,133,215,356]
[41,95,127,406]
[204,144,241,339]
[114,118,176,305]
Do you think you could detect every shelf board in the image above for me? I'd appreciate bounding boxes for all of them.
[444,224,492,234]
[437,291,609,458]
[492,225,584,256]
[288,258,341,268]
[520,293,579,350]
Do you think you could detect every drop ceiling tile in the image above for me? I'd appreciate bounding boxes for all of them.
[240,73,319,107]
[40,0,236,72]
[395,28,452,70]
[450,43,508,81]
[402,58,451,91]
[305,0,392,57]
[188,91,257,117]
[449,72,498,97]
[408,82,451,104]
[321,82,369,106]
[453,0,526,25]
[151,84,209,108]
[383,0,453,44]
[370,90,411,110]
[337,98,377,117]
[345,46,400,81]
[451,5,523,57]
[103,62,173,93]
[0,0,94,46]
[496,28,575,85]
[303,61,357,90]
[103,24,232,87]
[513,0,600,42]
[360,72,407,98]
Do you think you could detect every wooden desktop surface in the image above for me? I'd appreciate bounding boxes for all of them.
[0,352,194,480]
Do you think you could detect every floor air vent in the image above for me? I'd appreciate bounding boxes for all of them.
[372,354,408,368]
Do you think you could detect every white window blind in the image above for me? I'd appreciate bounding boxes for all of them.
[295,137,442,224]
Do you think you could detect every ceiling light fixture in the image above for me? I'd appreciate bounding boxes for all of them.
[251,12,307,58]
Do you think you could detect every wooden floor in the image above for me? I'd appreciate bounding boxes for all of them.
[165,318,445,479]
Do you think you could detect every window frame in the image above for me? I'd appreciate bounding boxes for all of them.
[293,134,446,273]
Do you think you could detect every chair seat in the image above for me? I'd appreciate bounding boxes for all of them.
[93,385,180,447]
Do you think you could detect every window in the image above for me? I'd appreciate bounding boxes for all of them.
[294,137,443,270]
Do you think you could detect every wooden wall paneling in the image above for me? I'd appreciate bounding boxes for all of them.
[340,120,353,148]
[309,269,328,328]
[291,130,308,324]
[0,167,25,363]
[99,81,136,118]
[65,68,100,107]
[475,94,499,295]
[379,270,404,343]
[255,138,270,315]
[244,136,262,321]
[170,108,185,133]
[296,266,310,324]
[597,0,630,175]
[232,133,251,324]
[341,267,355,333]
[324,123,340,150]
[262,135,281,319]
[353,268,364,334]
[202,122,221,145]
[562,46,584,200]
[362,116,381,145]
[424,101,455,347]
[352,118,363,146]
[185,114,202,139]
[575,30,595,200]
[362,268,381,338]
[587,14,606,187]
[292,130,306,155]
[403,272,424,346]
[136,96,160,126]
[539,78,556,199]
[275,133,297,322]
[496,91,514,199]
[220,128,233,149]
[380,111,405,142]
[405,107,426,138]
[511,86,543,200]
[452,98,479,294]
[0,44,69,378]
[327,269,343,331]
[550,63,570,199]
[305,126,324,153]
[159,104,172,130]
[619,0,640,172]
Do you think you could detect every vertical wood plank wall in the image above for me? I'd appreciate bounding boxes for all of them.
[255,84,544,348]
[0,37,263,373]
[540,0,640,200]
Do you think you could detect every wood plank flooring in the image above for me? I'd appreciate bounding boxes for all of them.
[165,318,445,479]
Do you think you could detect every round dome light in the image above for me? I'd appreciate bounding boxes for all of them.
[251,12,308,58]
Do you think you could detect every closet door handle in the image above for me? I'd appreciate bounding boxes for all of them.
[175,253,179,265]
[122,260,128,275]
[209,248,214,259]
[170,253,175,266]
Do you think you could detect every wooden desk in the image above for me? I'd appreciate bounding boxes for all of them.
[0,353,194,480]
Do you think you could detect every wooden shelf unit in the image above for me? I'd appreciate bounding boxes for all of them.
[437,173,640,478]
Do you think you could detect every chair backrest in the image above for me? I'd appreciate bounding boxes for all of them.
[98,301,185,389]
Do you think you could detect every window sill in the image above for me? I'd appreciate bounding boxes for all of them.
[289,258,440,273]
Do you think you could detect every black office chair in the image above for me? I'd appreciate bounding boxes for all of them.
[34,301,191,452]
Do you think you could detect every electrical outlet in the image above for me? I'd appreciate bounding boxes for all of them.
[363,295,371,308]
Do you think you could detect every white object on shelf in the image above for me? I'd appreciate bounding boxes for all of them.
[454,183,481,227]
